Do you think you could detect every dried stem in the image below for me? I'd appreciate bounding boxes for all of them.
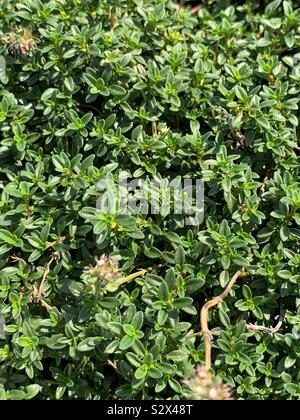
[152,121,157,138]
[117,269,147,285]
[218,107,245,149]
[174,3,202,14]
[29,252,60,310]
[191,5,203,14]
[107,358,119,372]
[200,271,241,370]
[40,299,53,312]
[259,175,269,194]
[47,236,65,249]
[102,269,147,293]
[246,315,283,334]
[38,252,60,296]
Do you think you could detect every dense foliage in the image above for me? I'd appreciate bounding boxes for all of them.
[0,0,299,400]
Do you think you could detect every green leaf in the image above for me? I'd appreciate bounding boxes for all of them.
[119,335,135,350]
[284,356,296,369]
[105,340,119,354]
[257,117,271,130]
[175,246,185,266]
[219,308,230,327]
[280,225,290,241]
[158,281,169,301]
[24,384,42,400]
[284,383,298,395]
[55,386,66,400]
[173,297,193,309]
[8,390,26,400]
[107,322,122,335]
[164,232,181,244]
[110,85,126,96]
[168,378,181,393]
[63,49,76,59]
[221,255,231,270]
[123,324,136,336]
[155,380,166,393]
[0,230,18,245]
[64,77,75,92]
[115,214,136,226]
[217,339,231,352]
[232,255,250,267]
[277,270,292,279]
[79,207,100,219]
[126,353,141,368]
[222,178,232,193]
[131,312,144,330]
[17,337,35,347]
[148,367,163,379]
[99,297,120,309]
[265,0,283,16]
[242,285,252,300]
[135,366,147,380]
[77,339,95,352]
[166,350,187,362]
[144,247,162,258]
[238,353,252,365]
[235,85,248,101]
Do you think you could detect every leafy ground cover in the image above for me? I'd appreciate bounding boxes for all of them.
[0,0,299,400]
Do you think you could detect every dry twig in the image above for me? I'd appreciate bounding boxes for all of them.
[174,3,203,14]
[200,271,241,370]
[102,269,147,293]
[29,252,60,311]
[259,175,269,194]
[107,359,119,372]
[191,5,203,14]
[218,107,245,149]
[246,315,284,334]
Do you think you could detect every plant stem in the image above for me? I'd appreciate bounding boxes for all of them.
[38,252,60,296]
[102,269,147,293]
[246,315,283,334]
[200,271,241,371]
